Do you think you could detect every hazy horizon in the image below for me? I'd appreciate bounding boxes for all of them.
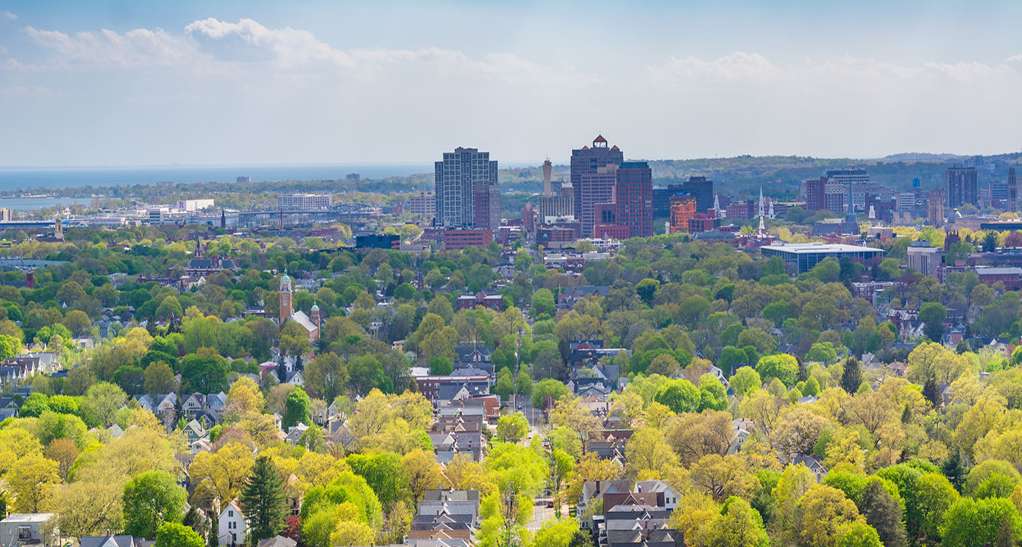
[1,0,1020,167]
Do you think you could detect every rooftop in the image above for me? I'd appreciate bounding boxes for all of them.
[762,243,883,254]
[1,513,55,523]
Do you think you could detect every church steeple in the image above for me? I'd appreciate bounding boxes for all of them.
[279,270,293,325]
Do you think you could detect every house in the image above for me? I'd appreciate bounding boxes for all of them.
[181,393,207,417]
[285,424,309,445]
[258,537,297,547]
[407,514,474,543]
[428,431,486,463]
[80,536,139,547]
[219,500,247,546]
[285,370,304,387]
[456,292,503,312]
[633,480,682,510]
[184,420,208,444]
[454,347,494,365]
[0,513,56,547]
[579,480,630,512]
[415,375,489,405]
[792,454,826,480]
[557,286,609,307]
[0,366,22,391]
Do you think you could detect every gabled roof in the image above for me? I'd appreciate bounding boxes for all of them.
[288,311,318,333]
[80,536,138,547]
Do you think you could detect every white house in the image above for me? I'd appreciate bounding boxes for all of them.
[219,500,247,546]
[633,479,682,510]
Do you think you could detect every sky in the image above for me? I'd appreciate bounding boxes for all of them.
[0,0,1020,167]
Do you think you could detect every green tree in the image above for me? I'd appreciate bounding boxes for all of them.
[305,352,348,402]
[861,479,906,547]
[836,522,883,547]
[756,354,799,386]
[180,351,229,394]
[496,413,530,444]
[919,302,947,343]
[19,393,49,417]
[841,357,863,394]
[80,382,128,428]
[534,518,580,547]
[282,387,312,430]
[654,378,700,414]
[531,289,556,318]
[345,452,408,508]
[154,522,205,547]
[123,470,188,540]
[698,497,770,547]
[239,456,288,543]
[532,378,570,409]
[428,356,453,375]
[940,497,1022,547]
[730,367,762,396]
[635,279,660,306]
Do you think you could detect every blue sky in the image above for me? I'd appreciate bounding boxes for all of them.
[1,0,1020,167]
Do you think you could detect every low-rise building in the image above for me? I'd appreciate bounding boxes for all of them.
[0,513,56,547]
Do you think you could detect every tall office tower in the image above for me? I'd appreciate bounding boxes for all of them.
[435,147,499,229]
[826,168,871,210]
[1009,167,1018,212]
[946,166,978,209]
[572,135,624,222]
[680,176,714,213]
[473,179,501,230]
[670,195,697,234]
[578,166,619,236]
[928,190,945,226]
[804,176,827,210]
[616,162,653,238]
[543,159,553,197]
[845,178,856,223]
[538,196,573,221]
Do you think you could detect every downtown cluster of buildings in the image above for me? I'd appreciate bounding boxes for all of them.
[427,136,700,249]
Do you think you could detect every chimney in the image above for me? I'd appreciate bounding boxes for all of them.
[596,480,601,494]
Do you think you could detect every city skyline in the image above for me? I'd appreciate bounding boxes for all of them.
[0,0,1020,167]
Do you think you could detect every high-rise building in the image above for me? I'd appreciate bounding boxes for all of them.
[0,208,11,222]
[826,169,871,210]
[578,166,618,237]
[1009,168,1018,212]
[542,159,553,197]
[804,176,827,211]
[679,176,713,213]
[538,196,573,222]
[277,194,331,210]
[946,166,978,209]
[435,147,499,229]
[572,135,624,224]
[615,161,653,238]
[928,190,945,226]
[670,195,697,234]
[473,179,501,230]
[409,191,436,219]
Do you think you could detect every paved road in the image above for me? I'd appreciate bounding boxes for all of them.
[510,394,543,426]
[527,497,555,531]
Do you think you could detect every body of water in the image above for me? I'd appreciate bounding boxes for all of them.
[0,164,434,192]
[0,197,92,211]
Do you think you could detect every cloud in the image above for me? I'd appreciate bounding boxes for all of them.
[2,11,16,20]
[4,18,1020,164]
[23,25,204,69]
[653,51,781,81]
[0,85,52,98]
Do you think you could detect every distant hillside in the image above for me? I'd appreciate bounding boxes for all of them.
[499,152,1022,201]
